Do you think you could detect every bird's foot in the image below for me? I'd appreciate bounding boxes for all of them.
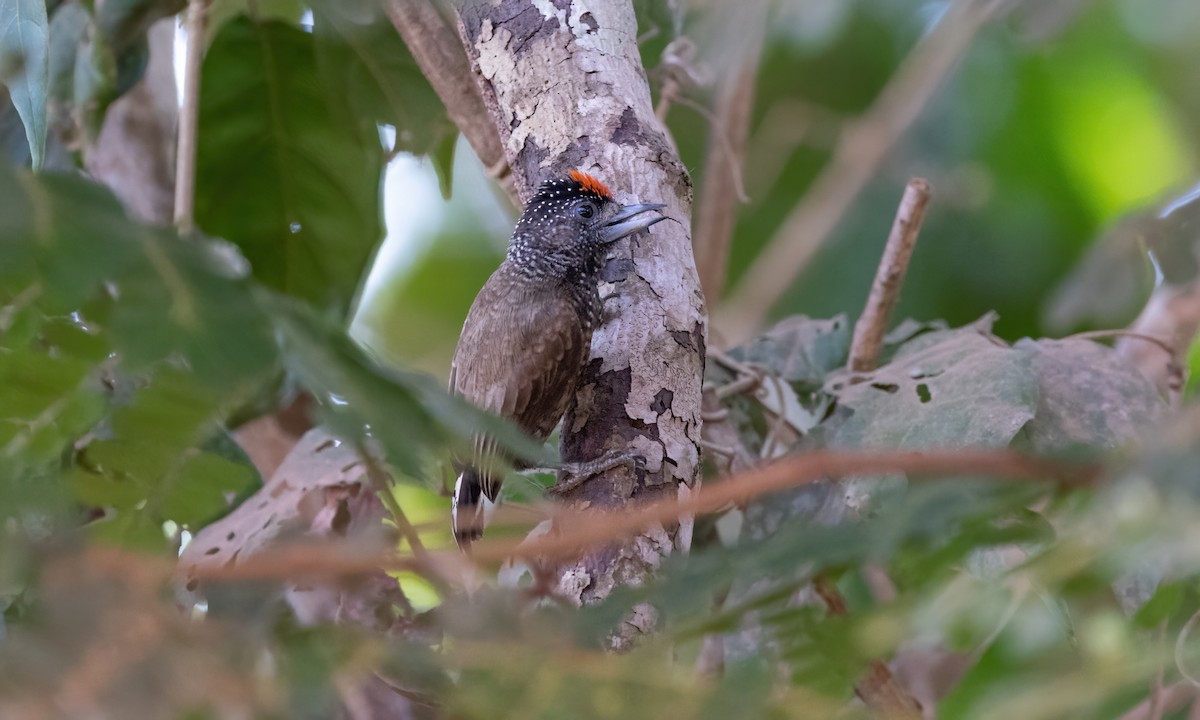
[545,449,645,497]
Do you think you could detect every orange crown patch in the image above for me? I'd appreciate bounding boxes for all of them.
[568,169,613,200]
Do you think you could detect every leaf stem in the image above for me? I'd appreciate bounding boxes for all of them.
[848,177,932,373]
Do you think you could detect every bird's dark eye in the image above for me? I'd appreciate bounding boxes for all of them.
[577,202,595,219]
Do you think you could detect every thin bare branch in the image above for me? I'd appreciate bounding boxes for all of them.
[186,449,1100,583]
[1120,682,1200,720]
[693,3,764,306]
[718,0,1011,344]
[815,576,923,719]
[849,178,932,372]
[174,0,207,235]
[383,0,517,206]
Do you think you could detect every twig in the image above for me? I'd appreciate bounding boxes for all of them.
[186,449,1100,583]
[717,0,1011,344]
[173,0,207,235]
[358,448,428,560]
[692,3,763,305]
[848,178,932,372]
[384,0,517,206]
[675,96,750,205]
[1120,682,1200,720]
[815,576,923,719]
[465,449,1098,563]
[1066,329,1177,356]
[357,445,452,595]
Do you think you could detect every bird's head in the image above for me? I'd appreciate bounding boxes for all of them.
[509,170,666,270]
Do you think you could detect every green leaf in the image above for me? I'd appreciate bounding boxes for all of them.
[1186,332,1200,399]
[204,0,306,45]
[311,0,453,156]
[431,130,457,200]
[0,170,139,309]
[0,342,106,473]
[825,324,1038,450]
[0,165,278,388]
[107,229,278,389]
[0,0,48,169]
[729,314,850,391]
[93,0,185,54]
[159,449,258,526]
[195,18,384,316]
[1130,578,1182,628]
[1015,338,1165,452]
[264,294,549,480]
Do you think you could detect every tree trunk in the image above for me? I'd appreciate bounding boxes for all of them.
[457,0,706,607]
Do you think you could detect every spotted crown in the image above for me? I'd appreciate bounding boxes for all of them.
[532,170,614,204]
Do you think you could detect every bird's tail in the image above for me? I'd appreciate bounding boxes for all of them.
[452,466,494,550]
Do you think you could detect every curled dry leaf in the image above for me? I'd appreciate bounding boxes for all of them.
[179,427,382,582]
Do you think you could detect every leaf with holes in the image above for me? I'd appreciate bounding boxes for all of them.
[825,324,1037,450]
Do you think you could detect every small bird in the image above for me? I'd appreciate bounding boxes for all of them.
[449,170,667,548]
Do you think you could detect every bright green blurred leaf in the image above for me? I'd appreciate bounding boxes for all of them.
[1186,333,1200,399]
[204,0,306,45]
[265,294,549,481]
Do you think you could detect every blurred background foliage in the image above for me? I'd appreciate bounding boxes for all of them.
[357,0,1200,369]
[3,0,1200,717]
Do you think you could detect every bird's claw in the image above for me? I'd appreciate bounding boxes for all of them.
[546,450,645,496]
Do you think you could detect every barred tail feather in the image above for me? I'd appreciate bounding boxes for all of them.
[452,467,495,549]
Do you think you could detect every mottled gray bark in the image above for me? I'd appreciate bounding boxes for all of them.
[457,0,706,605]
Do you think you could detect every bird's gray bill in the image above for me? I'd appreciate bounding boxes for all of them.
[600,203,667,244]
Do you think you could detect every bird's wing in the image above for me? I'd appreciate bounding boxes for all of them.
[450,276,587,499]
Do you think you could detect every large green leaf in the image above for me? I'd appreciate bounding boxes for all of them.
[0,162,277,545]
[311,0,453,157]
[204,0,306,45]
[265,294,549,481]
[0,0,48,169]
[195,17,385,315]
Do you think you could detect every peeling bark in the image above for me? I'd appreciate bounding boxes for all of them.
[457,0,706,603]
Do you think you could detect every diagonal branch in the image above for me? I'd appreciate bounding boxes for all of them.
[187,448,1101,583]
[848,178,932,372]
[692,2,765,307]
[717,0,1012,344]
[383,0,517,206]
